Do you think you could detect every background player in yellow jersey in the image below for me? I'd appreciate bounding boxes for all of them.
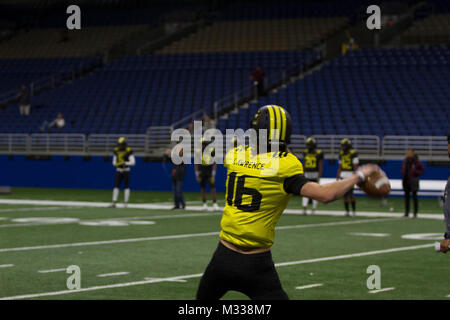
[337,138,359,216]
[111,137,135,208]
[195,139,219,211]
[301,137,323,215]
[196,105,379,300]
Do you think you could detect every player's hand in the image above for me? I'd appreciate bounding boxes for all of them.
[440,238,450,253]
[357,164,380,181]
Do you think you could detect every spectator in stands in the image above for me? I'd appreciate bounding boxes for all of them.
[341,30,359,55]
[40,113,65,132]
[17,85,31,116]
[402,149,425,218]
[250,66,266,97]
[202,114,216,131]
[164,148,186,210]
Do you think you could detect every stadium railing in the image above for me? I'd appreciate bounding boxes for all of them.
[0,133,447,161]
[313,135,381,159]
[29,134,86,154]
[87,134,148,155]
[212,51,322,121]
[382,135,449,160]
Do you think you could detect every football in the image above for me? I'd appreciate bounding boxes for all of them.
[358,168,391,197]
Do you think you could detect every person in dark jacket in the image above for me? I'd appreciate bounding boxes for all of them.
[164,148,186,210]
[250,66,265,97]
[401,149,425,218]
[439,134,450,253]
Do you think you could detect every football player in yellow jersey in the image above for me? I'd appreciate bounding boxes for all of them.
[337,138,359,217]
[195,139,219,211]
[301,137,323,215]
[111,137,135,208]
[196,105,379,300]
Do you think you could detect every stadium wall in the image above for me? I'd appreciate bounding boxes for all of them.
[2,156,449,194]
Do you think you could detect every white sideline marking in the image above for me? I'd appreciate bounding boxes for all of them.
[97,272,130,278]
[349,232,391,237]
[0,206,79,213]
[0,264,14,268]
[38,268,66,273]
[0,243,433,300]
[0,198,443,221]
[368,287,395,294]
[295,283,323,290]
[0,218,393,253]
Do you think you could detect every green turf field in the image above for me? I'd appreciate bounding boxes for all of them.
[0,187,448,300]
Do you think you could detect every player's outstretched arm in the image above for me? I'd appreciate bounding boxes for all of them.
[300,164,379,204]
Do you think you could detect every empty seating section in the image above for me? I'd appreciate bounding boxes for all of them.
[402,14,450,45]
[0,51,312,134]
[216,1,372,20]
[158,18,348,53]
[0,25,148,59]
[218,48,449,137]
[0,57,101,92]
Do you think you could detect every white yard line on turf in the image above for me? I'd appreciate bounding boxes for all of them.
[0,218,394,253]
[97,272,130,278]
[349,232,391,237]
[144,277,186,283]
[0,199,443,220]
[295,283,323,290]
[37,268,66,273]
[274,243,434,267]
[0,264,14,268]
[0,243,434,300]
[368,287,395,294]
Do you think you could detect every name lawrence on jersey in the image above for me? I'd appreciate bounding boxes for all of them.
[220,145,307,249]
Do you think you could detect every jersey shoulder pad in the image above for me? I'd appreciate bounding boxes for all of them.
[317,149,322,154]
[277,153,304,177]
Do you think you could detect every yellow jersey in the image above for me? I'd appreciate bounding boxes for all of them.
[113,146,133,168]
[339,149,358,171]
[220,145,306,249]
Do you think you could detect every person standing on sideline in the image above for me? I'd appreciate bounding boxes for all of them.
[111,137,135,208]
[17,85,31,116]
[401,149,425,218]
[164,148,186,210]
[250,66,265,97]
[301,137,323,215]
[439,134,450,253]
[336,138,359,217]
[195,138,219,211]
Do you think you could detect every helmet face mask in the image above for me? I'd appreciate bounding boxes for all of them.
[306,137,316,150]
[117,137,127,150]
[340,138,351,151]
[250,105,292,151]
